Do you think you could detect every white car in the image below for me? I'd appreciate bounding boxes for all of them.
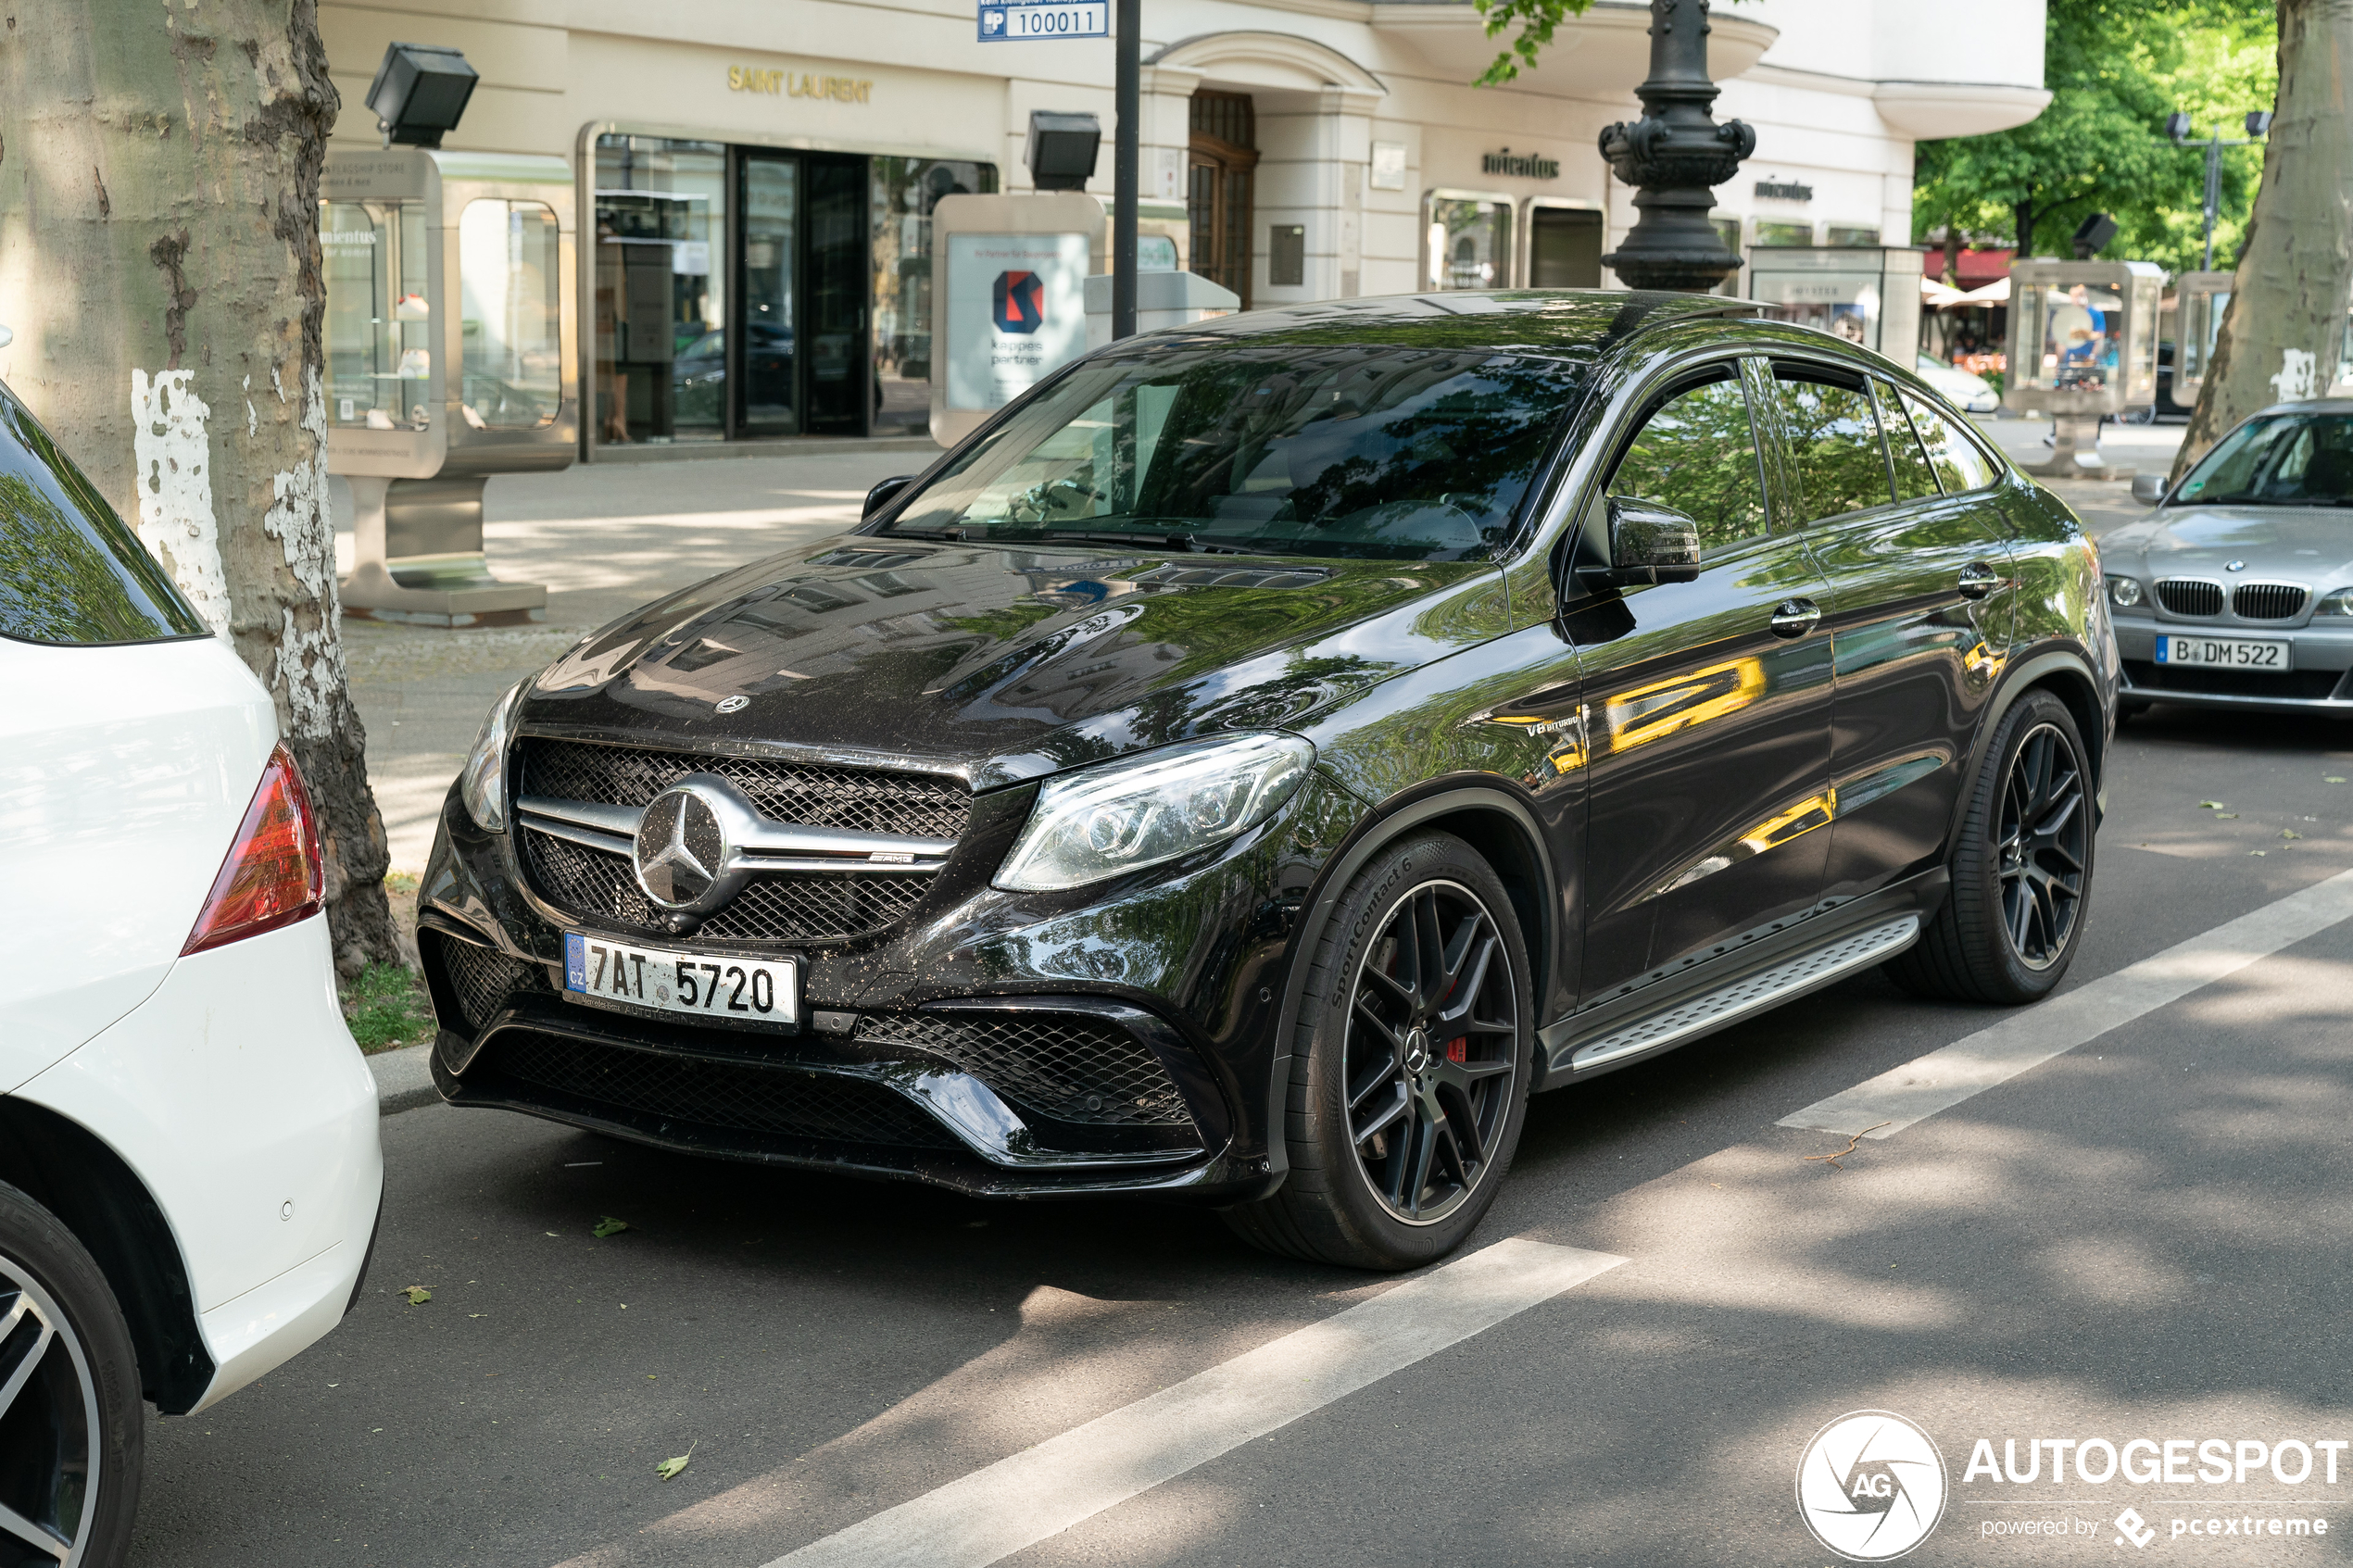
[0,385,382,1563]
[1916,353,2001,413]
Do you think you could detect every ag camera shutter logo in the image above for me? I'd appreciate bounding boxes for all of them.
[1796,1410,1948,1561]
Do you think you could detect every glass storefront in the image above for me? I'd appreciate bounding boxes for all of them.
[593,133,992,446]
[1427,196,1512,291]
[458,199,562,428]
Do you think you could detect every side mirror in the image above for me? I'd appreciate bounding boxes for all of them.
[2130,472,2168,508]
[1579,495,1703,590]
[863,474,916,520]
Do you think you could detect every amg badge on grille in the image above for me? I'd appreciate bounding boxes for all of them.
[634,785,731,909]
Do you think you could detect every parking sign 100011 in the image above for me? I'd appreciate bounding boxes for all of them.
[977,0,1108,39]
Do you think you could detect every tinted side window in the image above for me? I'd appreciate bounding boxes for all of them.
[1605,371,1768,552]
[1878,381,1941,502]
[0,386,206,646]
[1901,392,1999,493]
[1770,369,1894,522]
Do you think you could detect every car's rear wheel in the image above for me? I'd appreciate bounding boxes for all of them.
[1224,832,1532,1271]
[1887,689,2095,1004]
[0,1181,143,1568]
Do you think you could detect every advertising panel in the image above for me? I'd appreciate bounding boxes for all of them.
[943,232,1090,412]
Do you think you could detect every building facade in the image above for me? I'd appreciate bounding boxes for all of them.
[316,0,2050,453]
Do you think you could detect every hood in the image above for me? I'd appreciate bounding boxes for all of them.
[519,535,1503,788]
[2104,506,2353,592]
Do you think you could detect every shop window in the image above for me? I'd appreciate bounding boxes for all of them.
[1754,220,1814,246]
[594,134,726,446]
[1710,217,1743,297]
[1529,207,1602,288]
[1428,195,1512,290]
[458,199,561,429]
[871,157,997,435]
[1828,225,1881,247]
[1189,91,1256,308]
[321,197,429,430]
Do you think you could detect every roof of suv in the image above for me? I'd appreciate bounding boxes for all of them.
[1131,289,1763,363]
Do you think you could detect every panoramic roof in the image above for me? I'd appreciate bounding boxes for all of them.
[1116,289,1759,361]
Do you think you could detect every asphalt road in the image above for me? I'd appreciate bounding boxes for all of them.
[129,699,2353,1567]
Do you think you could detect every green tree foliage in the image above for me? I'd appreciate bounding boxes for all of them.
[1914,0,2278,273]
[1470,0,1598,86]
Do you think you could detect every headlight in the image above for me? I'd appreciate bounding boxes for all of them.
[994,733,1316,892]
[459,682,524,832]
[2106,574,2144,608]
[2318,588,2353,616]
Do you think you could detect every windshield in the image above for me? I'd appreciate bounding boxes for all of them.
[885,344,1582,561]
[2175,412,2353,507]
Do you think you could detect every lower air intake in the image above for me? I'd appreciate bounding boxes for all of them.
[855,1011,1193,1126]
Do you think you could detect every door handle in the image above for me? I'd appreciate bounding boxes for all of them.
[1769,597,1821,637]
[1957,560,2001,600]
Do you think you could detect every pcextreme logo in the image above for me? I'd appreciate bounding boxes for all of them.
[1797,1410,1950,1561]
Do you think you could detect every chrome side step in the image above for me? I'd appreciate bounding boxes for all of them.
[1567,915,1921,1073]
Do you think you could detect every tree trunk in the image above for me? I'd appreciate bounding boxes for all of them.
[1943,226,1962,288]
[2014,199,2035,261]
[2174,0,2353,481]
[0,1,399,975]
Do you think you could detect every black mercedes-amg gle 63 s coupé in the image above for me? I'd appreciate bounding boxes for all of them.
[418,291,2117,1270]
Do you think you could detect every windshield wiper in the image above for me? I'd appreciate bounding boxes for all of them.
[1036,530,1256,555]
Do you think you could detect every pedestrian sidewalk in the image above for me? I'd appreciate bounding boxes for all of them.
[340,446,925,872]
[1969,411,2185,536]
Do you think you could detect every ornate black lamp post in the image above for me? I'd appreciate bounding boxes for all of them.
[1598,0,1755,293]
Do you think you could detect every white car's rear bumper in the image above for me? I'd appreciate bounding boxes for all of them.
[18,914,383,1411]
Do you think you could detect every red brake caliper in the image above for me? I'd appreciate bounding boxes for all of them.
[1445,1036,1467,1063]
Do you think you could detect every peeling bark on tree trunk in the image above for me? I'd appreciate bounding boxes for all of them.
[2175,0,2353,481]
[0,0,398,975]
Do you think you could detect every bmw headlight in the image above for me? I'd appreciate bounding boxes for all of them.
[2106,574,2145,608]
[2318,588,2353,616]
[459,682,524,833]
[994,733,1317,892]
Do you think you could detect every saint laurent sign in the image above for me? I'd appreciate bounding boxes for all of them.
[1755,180,1814,201]
[729,65,874,102]
[1481,148,1559,179]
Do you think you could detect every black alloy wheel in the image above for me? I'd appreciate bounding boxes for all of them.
[0,1184,142,1568]
[1343,880,1522,1225]
[1886,688,2097,1005]
[1225,832,1533,1271]
[1996,721,2089,970]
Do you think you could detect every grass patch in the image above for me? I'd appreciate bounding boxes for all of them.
[343,961,435,1054]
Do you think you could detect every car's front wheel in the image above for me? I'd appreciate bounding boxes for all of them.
[1888,688,2096,1004]
[0,1181,144,1568]
[1224,832,1533,1271]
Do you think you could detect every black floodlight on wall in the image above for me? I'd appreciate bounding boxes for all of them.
[1026,111,1101,192]
[2071,212,2120,259]
[2246,109,2274,138]
[366,43,479,148]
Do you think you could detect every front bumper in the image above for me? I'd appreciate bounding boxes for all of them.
[418,770,1358,1201]
[2115,617,2353,716]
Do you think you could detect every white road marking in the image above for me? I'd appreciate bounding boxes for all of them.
[761,1237,1624,1568]
[1780,865,2353,1138]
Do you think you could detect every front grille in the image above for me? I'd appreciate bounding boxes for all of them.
[481,1030,959,1148]
[520,828,928,941]
[856,1011,1193,1126]
[519,738,971,838]
[2234,583,2308,621]
[2123,659,2347,699]
[2156,580,2223,617]
[431,934,547,1031]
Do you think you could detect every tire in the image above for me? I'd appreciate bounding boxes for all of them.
[1886,689,2096,1004]
[1224,832,1534,1271]
[0,1180,144,1568]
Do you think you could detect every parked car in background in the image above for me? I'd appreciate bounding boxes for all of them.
[0,383,383,1566]
[419,293,2114,1273]
[2114,402,2353,716]
[1915,352,2001,413]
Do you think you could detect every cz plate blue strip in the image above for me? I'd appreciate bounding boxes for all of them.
[563,932,587,992]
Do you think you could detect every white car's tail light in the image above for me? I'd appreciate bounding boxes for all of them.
[183,744,324,955]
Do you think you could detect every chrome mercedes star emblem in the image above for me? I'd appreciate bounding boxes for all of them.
[633,785,730,909]
[715,695,749,713]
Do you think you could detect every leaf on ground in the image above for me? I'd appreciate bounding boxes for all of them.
[403,1286,432,1305]
[2250,850,2268,857]
[657,1441,697,1482]
[593,1216,630,1238]
[2199,800,2228,809]
[2327,777,2347,784]
[2216,813,2240,820]
[2283,829,2304,839]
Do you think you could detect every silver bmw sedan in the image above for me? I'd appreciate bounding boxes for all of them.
[2109,401,2353,716]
